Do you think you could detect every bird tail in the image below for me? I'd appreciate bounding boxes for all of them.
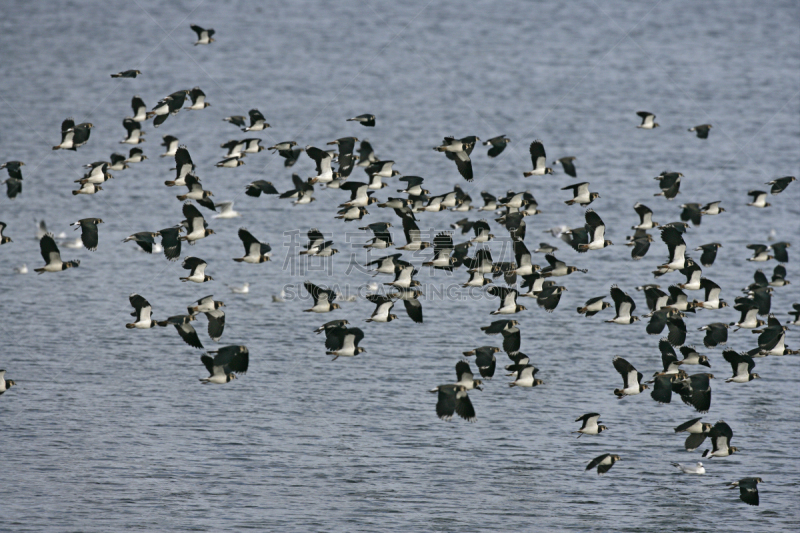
[508,383,516,387]
[701,450,710,458]
[176,194,187,201]
[125,323,135,329]
[232,258,244,262]
[164,180,176,186]
[72,190,80,195]
[34,267,46,274]
[577,306,587,314]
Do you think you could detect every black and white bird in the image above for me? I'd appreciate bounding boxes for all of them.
[158,314,203,349]
[222,115,246,128]
[673,373,714,413]
[72,181,102,196]
[562,182,599,206]
[612,356,648,397]
[365,295,397,323]
[746,190,771,208]
[430,384,476,422]
[770,241,790,263]
[187,87,210,110]
[671,462,705,474]
[347,114,375,127]
[200,346,249,384]
[327,136,358,177]
[483,135,510,157]
[0,370,15,395]
[574,413,607,437]
[746,244,773,262]
[688,124,711,138]
[729,477,762,506]
[387,287,424,323]
[654,171,682,200]
[304,281,340,313]
[397,217,431,251]
[157,226,183,261]
[180,256,212,283]
[585,454,621,475]
[233,228,271,263]
[126,293,156,329]
[454,361,483,390]
[723,350,759,383]
[703,421,737,458]
[243,109,270,131]
[120,118,145,144]
[220,140,245,159]
[434,136,478,182]
[176,174,214,210]
[111,69,141,78]
[423,232,456,270]
[305,146,335,184]
[553,156,577,177]
[480,319,520,354]
[606,285,638,324]
[577,209,612,251]
[649,372,683,404]
[577,296,611,317]
[698,322,729,348]
[636,111,659,129]
[536,284,566,312]
[165,146,195,187]
[508,365,543,387]
[2,161,24,199]
[540,254,586,278]
[700,201,725,216]
[463,346,499,379]
[766,176,796,195]
[695,243,722,266]
[523,140,553,176]
[487,287,526,315]
[361,222,394,249]
[69,218,103,251]
[53,118,93,150]
[34,234,79,273]
[123,231,158,253]
[180,202,214,244]
[693,278,727,310]
[215,156,244,168]
[628,230,654,260]
[658,226,687,273]
[325,326,365,360]
[674,417,713,451]
[0,221,11,244]
[245,180,279,197]
[160,135,179,157]
[632,203,659,230]
[190,24,215,45]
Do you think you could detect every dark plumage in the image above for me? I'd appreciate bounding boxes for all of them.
[346,114,375,127]
[585,453,620,474]
[200,346,249,384]
[35,233,79,273]
[158,314,203,349]
[688,124,711,138]
[766,176,795,195]
[695,243,722,266]
[69,218,103,251]
[730,477,762,506]
[245,180,279,197]
[483,135,510,157]
[431,384,476,422]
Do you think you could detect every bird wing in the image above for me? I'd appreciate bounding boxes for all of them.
[39,234,61,264]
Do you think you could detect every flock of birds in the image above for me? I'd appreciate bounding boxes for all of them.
[2,24,797,509]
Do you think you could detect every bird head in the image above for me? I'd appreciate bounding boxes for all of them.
[331,303,341,310]
[598,424,608,432]
[357,347,366,354]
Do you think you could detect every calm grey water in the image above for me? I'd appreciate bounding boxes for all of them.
[1,0,799,531]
